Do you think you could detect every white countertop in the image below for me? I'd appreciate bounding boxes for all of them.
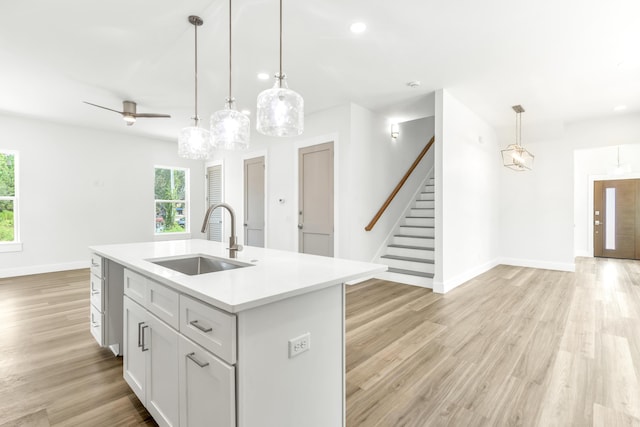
[90,239,386,313]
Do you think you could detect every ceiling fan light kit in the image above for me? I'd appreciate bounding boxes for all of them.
[501,105,534,171]
[256,0,304,137]
[211,0,251,150]
[178,15,212,160]
[83,100,170,126]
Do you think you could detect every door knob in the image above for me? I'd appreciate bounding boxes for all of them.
[298,224,303,229]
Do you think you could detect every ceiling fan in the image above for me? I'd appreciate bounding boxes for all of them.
[83,100,171,126]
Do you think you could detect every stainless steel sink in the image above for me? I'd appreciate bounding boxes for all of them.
[148,254,252,275]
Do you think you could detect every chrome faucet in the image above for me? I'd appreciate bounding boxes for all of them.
[201,203,243,258]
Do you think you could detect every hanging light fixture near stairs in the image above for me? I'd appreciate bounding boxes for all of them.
[256,0,304,137]
[211,0,251,150]
[178,16,212,159]
[501,105,534,171]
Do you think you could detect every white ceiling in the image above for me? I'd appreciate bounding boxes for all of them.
[1,0,638,141]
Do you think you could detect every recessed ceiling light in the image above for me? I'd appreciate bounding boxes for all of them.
[241,109,251,116]
[257,72,270,80]
[350,22,366,33]
[614,105,627,112]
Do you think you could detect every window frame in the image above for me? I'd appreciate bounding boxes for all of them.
[154,165,190,236]
[0,149,21,252]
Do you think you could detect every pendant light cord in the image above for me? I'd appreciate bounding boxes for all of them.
[279,0,283,88]
[194,19,199,124]
[228,0,233,102]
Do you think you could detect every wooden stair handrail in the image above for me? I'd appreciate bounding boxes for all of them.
[365,136,435,231]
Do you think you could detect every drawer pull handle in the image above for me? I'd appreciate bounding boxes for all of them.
[141,325,149,352]
[190,320,212,333]
[187,352,210,368]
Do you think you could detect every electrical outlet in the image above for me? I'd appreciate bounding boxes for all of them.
[288,333,311,358]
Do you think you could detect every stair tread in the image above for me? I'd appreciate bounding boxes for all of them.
[388,244,435,251]
[399,225,434,229]
[395,234,434,239]
[381,255,435,264]
[387,268,435,278]
[406,216,435,219]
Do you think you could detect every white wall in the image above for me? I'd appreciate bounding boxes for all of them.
[0,114,206,277]
[435,89,501,293]
[211,99,435,263]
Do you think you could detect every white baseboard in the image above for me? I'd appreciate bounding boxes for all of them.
[433,258,500,294]
[0,260,89,279]
[499,257,575,272]
[574,250,591,258]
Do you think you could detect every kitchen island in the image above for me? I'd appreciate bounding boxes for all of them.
[88,239,385,427]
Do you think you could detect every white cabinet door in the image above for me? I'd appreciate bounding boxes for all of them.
[146,312,180,427]
[123,296,147,404]
[179,335,235,427]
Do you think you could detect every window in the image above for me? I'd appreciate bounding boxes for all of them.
[154,166,189,234]
[0,151,18,246]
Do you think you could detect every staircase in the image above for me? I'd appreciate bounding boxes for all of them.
[377,177,435,288]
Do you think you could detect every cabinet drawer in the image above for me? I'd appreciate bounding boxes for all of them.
[180,295,237,365]
[124,269,147,306]
[90,274,103,312]
[90,253,103,278]
[147,280,179,330]
[90,304,104,346]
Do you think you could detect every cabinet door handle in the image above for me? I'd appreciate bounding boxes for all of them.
[189,320,213,333]
[141,325,149,352]
[137,322,145,348]
[91,261,100,267]
[187,352,210,368]
[91,290,100,295]
[91,321,99,328]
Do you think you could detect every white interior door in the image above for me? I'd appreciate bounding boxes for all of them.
[206,165,223,242]
[298,142,334,257]
[244,156,265,247]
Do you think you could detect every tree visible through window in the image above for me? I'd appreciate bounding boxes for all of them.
[0,151,17,243]
[155,166,188,234]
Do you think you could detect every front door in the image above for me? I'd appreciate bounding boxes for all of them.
[594,179,640,259]
[243,156,265,247]
[298,142,334,257]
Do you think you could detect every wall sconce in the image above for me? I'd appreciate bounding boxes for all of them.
[391,123,400,140]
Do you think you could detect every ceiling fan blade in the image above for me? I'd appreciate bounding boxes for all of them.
[133,113,172,118]
[83,101,123,115]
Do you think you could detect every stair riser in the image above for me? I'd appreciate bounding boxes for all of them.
[414,200,435,209]
[424,185,435,193]
[383,258,435,274]
[410,208,435,217]
[393,236,434,247]
[405,217,435,227]
[428,178,435,185]
[398,226,434,237]
[418,193,434,201]
[388,246,435,259]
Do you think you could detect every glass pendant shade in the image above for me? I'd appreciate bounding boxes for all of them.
[211,100,250,150]
[178,125,212,159]
[501,144,534,171]
[256,75,304,137]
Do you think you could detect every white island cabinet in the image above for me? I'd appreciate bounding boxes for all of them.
[89,239,386,427]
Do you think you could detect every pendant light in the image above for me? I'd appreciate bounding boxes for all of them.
[256,0,304,137]
[178,15,212,160]
[211,0,250,150]
[501,105,534,171]
[609,146,631,175]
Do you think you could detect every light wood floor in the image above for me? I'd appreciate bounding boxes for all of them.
[346,257,640,427]
[1,258,639,426]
